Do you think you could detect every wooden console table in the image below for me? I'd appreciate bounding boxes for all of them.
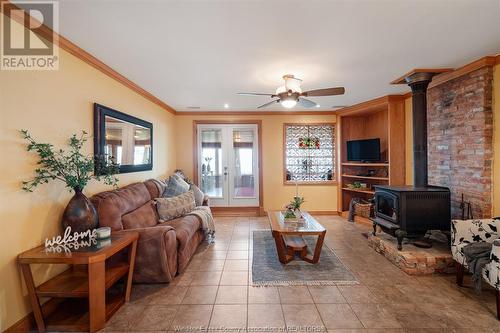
[18,231,138,333]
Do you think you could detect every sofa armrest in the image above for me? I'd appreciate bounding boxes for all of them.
[120,224,178,283]
[202,194,210,206]
[451,219,498,246]
[491,240,500,263]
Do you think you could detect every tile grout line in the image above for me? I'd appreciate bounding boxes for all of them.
[307,285,328,331]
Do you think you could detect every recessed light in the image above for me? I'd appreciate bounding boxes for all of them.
[224,103,229,109]
[316,104,321,108]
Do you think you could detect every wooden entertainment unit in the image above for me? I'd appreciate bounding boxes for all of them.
[336,95,406,221]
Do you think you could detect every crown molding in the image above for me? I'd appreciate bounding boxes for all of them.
[176,110,338,116]
[335,94,405,116]
[0,0,176,114]
[429,56,498,88]
[391,68,453,85]
[402,91,412,99]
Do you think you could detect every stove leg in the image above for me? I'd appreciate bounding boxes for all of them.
[456,262,464,287]
[372,222,377,236]
[496,289,500,320]
[395,229,406,251]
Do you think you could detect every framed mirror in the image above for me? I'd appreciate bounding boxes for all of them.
[94,103,153,174]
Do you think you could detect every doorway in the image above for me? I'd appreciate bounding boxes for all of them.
[195,122,260,207]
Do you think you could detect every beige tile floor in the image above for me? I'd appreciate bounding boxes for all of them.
[102,215,500,332]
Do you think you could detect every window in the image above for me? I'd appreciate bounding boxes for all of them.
[284,124,335,183]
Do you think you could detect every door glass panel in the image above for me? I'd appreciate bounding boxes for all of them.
[201,129,223,198]
[233,129,255,198]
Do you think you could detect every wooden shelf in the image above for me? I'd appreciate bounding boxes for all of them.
[342,174,389,181]
[36,263,129,298]
[42,287,124,332]
[337,95,406,212]
[342,162,388,167]
[342,187,375,195]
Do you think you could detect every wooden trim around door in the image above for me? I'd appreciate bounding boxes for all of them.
[193,120,264,215]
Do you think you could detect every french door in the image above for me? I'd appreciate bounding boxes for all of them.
[197,124,259,207]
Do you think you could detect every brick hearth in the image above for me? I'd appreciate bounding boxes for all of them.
[368,232,455,275]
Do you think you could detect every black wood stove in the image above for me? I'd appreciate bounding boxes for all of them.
[371,185,451,250]
[371,71,452,250]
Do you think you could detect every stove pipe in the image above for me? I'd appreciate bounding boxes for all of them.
[405,73,436,188]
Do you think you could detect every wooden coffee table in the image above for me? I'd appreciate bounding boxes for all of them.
[268,211,326,264]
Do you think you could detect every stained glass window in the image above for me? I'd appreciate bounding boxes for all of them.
[284,124,335,182]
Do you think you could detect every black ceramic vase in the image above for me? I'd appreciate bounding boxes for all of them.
[62,187,98,233]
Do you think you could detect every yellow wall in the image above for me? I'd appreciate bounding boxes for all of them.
[174,114,338,212]
[404,96,414,185]
[0,15,176,330]
[493,64,500,216]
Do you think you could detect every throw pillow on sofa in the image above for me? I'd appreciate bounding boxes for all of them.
[190,183,205,206]
[156,190,196,221]
[163,173,190,197]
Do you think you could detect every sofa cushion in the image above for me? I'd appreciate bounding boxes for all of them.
[190,184,205,207]
[162,215,201,250]
[91,182,153,231]
[163,174,190,197]
[122,201,158,229]
[156,191,196,221]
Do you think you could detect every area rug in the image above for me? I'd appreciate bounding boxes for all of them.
[252,230,358,286]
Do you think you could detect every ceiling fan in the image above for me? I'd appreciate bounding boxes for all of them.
[238,74,345,109]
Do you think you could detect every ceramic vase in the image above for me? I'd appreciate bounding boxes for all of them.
[61,187,98,233]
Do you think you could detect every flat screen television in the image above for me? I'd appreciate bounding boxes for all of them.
[346,138,381,162]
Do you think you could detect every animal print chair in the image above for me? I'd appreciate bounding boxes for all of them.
[451,218,500,319]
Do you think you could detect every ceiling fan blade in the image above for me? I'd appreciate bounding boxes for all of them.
[257,100,279,109]
[302,87,345,97]
[298,98,318,108]
[237,92,275,96]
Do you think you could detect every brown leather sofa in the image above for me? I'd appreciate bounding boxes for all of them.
[90,179,206,283]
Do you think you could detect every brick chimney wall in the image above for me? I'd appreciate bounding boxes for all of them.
[427,66,494,219]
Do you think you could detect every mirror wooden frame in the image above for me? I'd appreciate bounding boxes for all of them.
[94,103,153,174]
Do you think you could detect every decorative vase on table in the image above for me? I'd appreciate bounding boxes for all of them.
[62,187,98,233]
[20,130,119,233]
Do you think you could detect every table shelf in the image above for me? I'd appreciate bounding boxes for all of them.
[36,263,129,298]
[42,287,124,332]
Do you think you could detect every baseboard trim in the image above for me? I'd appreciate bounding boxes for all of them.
[211,206,262,217]
[340,211,372,225]
[4,314,34,333]
[307,210,340,216]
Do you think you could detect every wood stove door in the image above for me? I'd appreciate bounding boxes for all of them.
[375,191,399,224]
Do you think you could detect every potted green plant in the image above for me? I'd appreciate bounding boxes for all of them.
[286,196,305,219]
[21,130,119,233]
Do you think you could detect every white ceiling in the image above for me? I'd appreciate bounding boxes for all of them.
[52,0,500,111]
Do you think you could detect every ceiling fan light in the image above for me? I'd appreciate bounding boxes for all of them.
[284,75,302,93]
[281,99,297,108]
[276,85,286,95]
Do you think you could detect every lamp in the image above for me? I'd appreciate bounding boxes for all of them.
[280,97,297,109]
